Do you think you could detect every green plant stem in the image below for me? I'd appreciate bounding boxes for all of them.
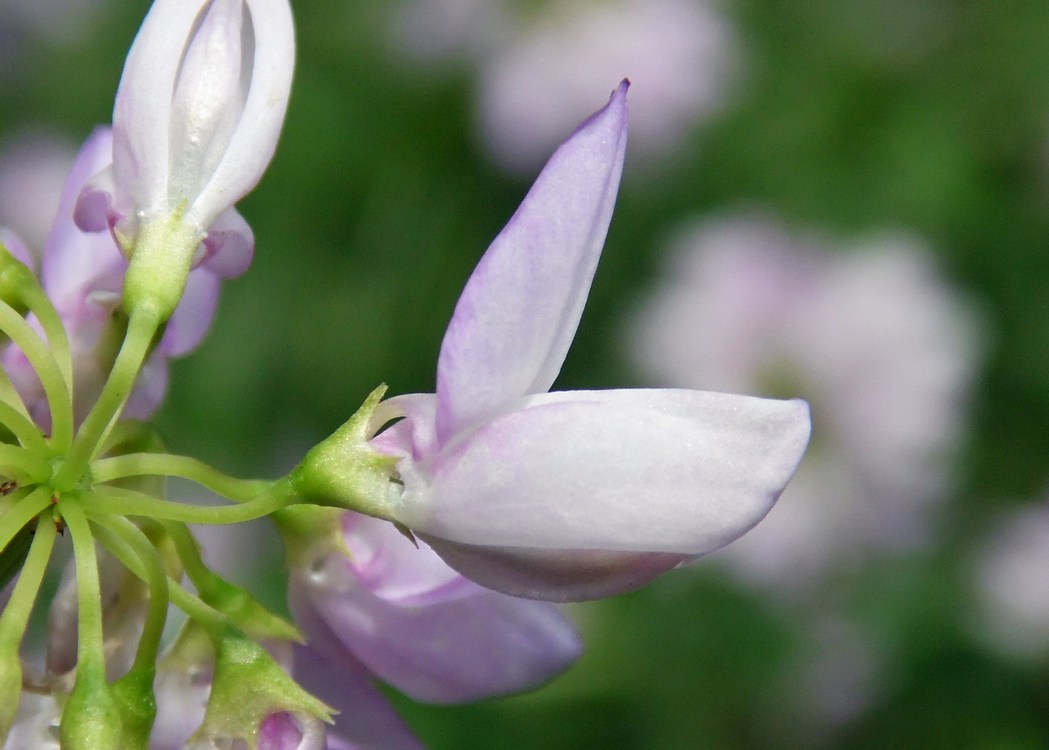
[55,309,160,491]
[0,444,50,485]
[91,453,271,503]
[18,285,73,394]
[100,532,229,640]
[0,299,72,449]
[88,514,168,671]
[59,497,107,677]
[153,520,211,589]
[90,482,296,525]
[0,399,49,455]
[0,510,55,644]
[0,488,50,554]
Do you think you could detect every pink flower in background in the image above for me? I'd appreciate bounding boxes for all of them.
[628,215,981,590]
[0,132,77,252]
[972,502,1049,660]
[389,0,738,172]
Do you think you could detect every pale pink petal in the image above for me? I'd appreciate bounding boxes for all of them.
[394,389,810,555]
[434,81,628,443]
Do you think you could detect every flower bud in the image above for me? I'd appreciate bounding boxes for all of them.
[77,0,295,323]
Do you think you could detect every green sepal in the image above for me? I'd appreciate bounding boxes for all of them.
[59,667,124,749]
[289,385,399,518]
[197,574,304,644]
[192,632,333,749]
[110,664,157,750]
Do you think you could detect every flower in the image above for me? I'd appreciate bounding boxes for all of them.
[310,82,810,602]
[628,215,980,590]
[971,501,1049,660]
[285,510,580,727]
[74,0,294,322]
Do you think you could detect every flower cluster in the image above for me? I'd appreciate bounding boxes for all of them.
[0,1,809,748]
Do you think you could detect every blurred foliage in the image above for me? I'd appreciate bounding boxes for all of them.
[4,0,1049,747]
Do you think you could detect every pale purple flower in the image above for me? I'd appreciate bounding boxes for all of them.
[628,215,980,590]
[0,132,77,251]
[2,127,244,425]
[361,84,810,601]
[289,512,580,709]
[971,501,1049,660]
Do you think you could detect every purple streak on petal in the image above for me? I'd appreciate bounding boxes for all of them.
[434,80,629,444]
[258,712,304,750]
[292,645,427,750]
[397,389,811,555]
[423,537,691,602]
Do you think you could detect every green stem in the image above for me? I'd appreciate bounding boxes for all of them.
[0,444,50,484]
[0,399,49,456]
[0,488,50,554]
[0,299,73,449]
[0,510,56,645]
[55,309,160,491]
[90,481,296,525]
[153,519,211,589]
[91,453,271,503]
[59,497,107,677]
[88,513,168,671]
[100,532,228,640]
[0,366,31,420]
[18,285,73,395]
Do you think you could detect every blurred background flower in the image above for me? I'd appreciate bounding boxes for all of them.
[6,0,1049,747]
[627,215,982,591]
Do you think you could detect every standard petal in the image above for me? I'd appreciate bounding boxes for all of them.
[394,389,811,555]
[434,80,629,443]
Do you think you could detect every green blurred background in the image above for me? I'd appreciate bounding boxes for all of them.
[4,0,1049,747]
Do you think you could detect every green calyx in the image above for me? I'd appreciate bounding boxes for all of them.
[289,384,400,518]
[121,208,202,325]
[192,633,333,748]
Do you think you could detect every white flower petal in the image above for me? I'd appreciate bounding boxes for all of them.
[434,81,628,443]
[395,389,810,555]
